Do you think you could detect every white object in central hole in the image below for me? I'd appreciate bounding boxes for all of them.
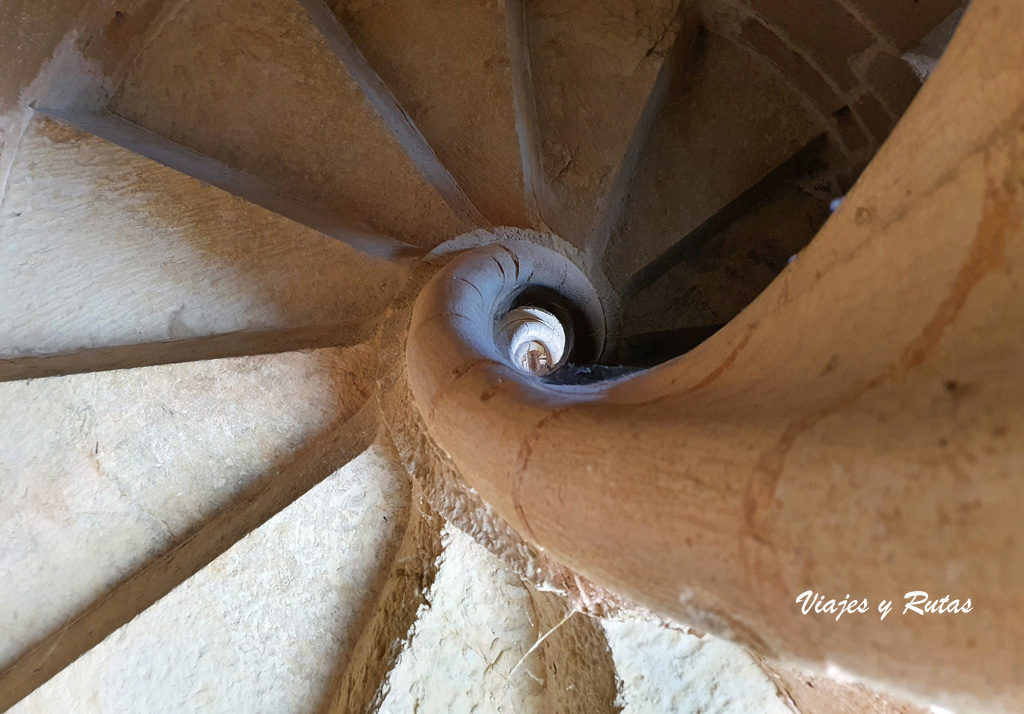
[500,307,567,376]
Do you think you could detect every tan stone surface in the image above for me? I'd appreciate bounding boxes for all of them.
[864,49,922,117]
[0,0,81,112]
[526,0,683,247]
[0,0,998,712]
[0,0,192,114]
[603,619,791,713]
[529,587,620,714]
[602,33,823,287]
[321,487,444,714]
[759,661,931,714]
[0,344,373,670]
[377,525,618,714]
[332,0,531,229]
[110,0,464,248]
[847,0,966,51]
[377,525,548,713]
[10,439,408,714]
[748,0,874,91]
[0,117,399,367]
[402,4,1024,704]
[622,185,828,334]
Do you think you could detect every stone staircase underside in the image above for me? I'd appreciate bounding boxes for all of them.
[0,0,965,711]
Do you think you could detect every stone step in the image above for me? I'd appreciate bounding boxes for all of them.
[0,116,400,379]
[9,434,408,714]
[328,0,532,229]
[108,0,468,248]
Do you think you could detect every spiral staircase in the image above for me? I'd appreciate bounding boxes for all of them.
[3,0,1022,712]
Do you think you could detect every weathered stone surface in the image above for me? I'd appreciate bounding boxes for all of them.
[526,0,684,248]
[377,525,548,713]
[748,0,874,91]
[847,0,965,51]
[332,0,530,229]
[852,91,896,144]
[400,4,1024,709]
[864,50,922,117]
[621,184,828,336]
[10,439,408,714]
[0,345,375,670]
[602,34,823,287]
[734,16,845,115]
[110,0,464,247]
[759,661,932,714]
[0,0,80,112]
[0,1,993,712]
[377,525,619,714]
[603,618,791,713]
[0,117,400,371]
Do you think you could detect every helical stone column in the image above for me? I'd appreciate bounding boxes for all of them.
[405,8,1024,702]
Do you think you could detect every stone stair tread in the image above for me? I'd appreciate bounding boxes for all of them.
[109,0,464,248]
[602,33,825,288]
[0,116,399,374]
[331,0,531,229]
